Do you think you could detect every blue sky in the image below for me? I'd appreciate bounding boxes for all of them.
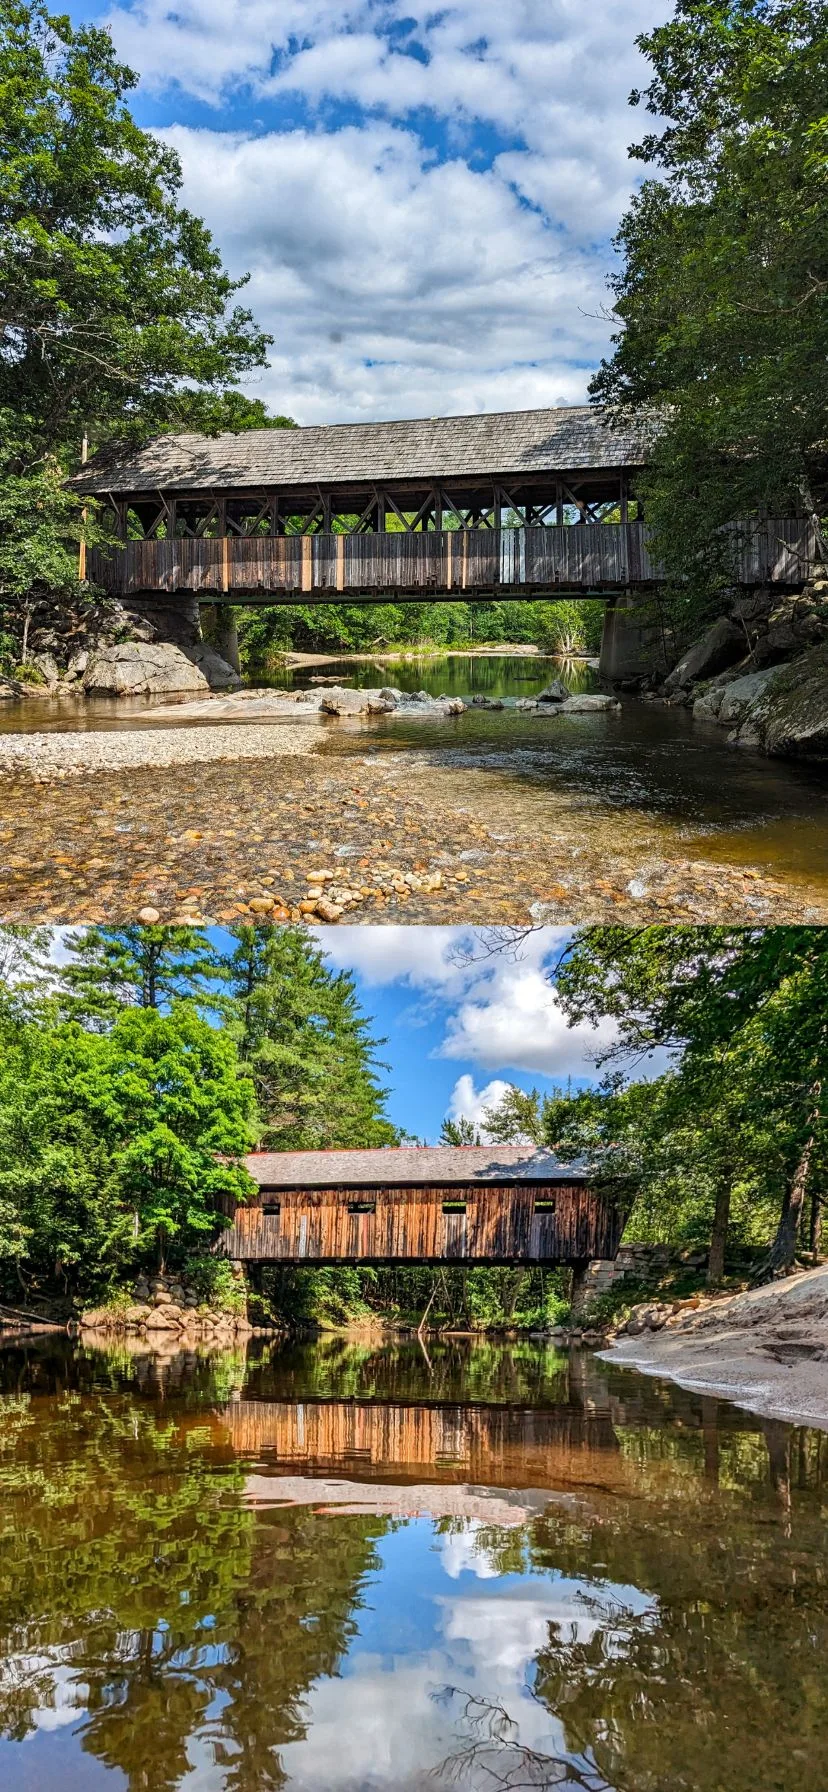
[65,0,670,425]
[207,924,620,1141]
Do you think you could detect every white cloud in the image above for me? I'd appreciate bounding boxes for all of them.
[97,0,671,421]
[446,1073,515,1135]
[158,120,612,423]
[322,925,616,1082]
[439,959,615,1076]
[317,923,472,989]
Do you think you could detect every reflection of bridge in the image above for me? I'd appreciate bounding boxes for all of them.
[220,1146,621,1267]
[72,408,816,680]
[219,1397,623,1495]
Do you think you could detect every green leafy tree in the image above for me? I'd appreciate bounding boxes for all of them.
[0,0,271,454]
[61,923,222,1022]
[545,926,828,1277]
[220,925,397,1150]
[0,1004,256,1295]
[592,0,828,624]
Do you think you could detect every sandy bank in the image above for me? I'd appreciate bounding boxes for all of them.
[604,1264,828,1429]
[0,719,322,778]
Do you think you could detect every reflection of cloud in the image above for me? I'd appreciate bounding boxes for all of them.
[0,1654,88,1733]
[439,1522,501,1580]
[277,1525,649,1789]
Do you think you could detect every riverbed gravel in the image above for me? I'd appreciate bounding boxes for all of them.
[0,719,321,777]
[0,748,817,924]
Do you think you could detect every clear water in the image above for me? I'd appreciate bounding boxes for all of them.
[265,652,599,700]
[1,1335,826,1792]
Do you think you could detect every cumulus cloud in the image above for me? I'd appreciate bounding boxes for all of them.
[438,957,615,1076]
[98,0,669,421]
[446,1073,517,1136]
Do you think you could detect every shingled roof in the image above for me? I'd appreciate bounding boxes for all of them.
[245,1146,588,1187]
[70,405,657,496]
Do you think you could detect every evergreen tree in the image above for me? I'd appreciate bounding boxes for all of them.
[220,925,397,1150]
[61,924,222,1022]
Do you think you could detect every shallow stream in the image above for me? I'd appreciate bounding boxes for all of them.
[0,653,826,917]
[1,1335,827,1791]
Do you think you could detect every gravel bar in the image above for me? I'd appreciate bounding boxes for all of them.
[0,721,322,778]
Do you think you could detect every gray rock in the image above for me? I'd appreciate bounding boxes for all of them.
[560,694,621,713]
[378,687,404,703]
[692,686,726,722]
[83,640,240,697]
[66,650,89,681]
[753,643,828,759]
[664,616,745,690]
[320,688,393,716]
[717,666,780,727]
[32,652,61,686]
[537,678,570,703]
[514,698,538,711]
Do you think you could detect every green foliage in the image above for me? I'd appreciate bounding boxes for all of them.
[592,0,828,628]
[61,923,223,1021]
[238,596,603,663]
[0,0,270,453]
[220,925,397,1150]
[0,1003,256,1297]
[0,0,275,652]
[486,926,828,1277]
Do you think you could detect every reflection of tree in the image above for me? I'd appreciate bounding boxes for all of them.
[433,1690,617,1791]
[525,1423,828,1792]
[0,1363,384,1791]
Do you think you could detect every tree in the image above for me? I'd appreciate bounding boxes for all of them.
[0,0,271,456]
[549,926,828,1277]
[0,1004,256,1296]
[61,924,222,1023]
[219,926,397,1150]
[592,0,828,623]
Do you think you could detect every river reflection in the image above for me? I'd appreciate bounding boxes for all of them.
[1,1337,826,1791]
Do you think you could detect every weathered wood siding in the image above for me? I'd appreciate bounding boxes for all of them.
[219,1398,621,1486]
[218,1182,620,1264]
[86,518,817,600]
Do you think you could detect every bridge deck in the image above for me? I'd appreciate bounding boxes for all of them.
[88,519,815,602]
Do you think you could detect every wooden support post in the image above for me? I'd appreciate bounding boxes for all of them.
[619,474,628,525]
[555,480,564,528]
[376,491,387,534]
[78,433,88,581]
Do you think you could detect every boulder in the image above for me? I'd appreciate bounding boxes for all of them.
[320,687,392,716]
[664,616,745,691]
[717,666,780,728]
[537,678,570,703]
[560,694,621,713]
[751,643,828,759]
[83,639,240,697]
[32,652,61,686]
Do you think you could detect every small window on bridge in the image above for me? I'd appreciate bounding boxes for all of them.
[262,1203,281,1218]
[534,1200,556,1214]
[348,1201,376,1215]
[442,1201,467,1215]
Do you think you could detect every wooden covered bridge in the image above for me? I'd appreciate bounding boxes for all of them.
[72,406,816,609]
[219,1145,620,1266]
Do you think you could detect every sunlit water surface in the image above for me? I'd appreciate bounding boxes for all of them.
[1,1335,826,1792]
[0,653,827,897]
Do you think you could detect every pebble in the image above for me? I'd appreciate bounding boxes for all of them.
[0,749,816,925]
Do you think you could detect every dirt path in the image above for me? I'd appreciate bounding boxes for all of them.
[605,1265,828,1429]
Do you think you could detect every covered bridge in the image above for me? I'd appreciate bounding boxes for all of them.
[219,1144,620,1266]
[72,406,815,609]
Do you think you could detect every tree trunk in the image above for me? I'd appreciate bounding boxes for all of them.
[810,1189,822,1260]
[759,1115,818,1280]
[707,1179,731,1285]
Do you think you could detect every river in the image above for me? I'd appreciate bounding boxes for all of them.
[0,654,826,921]
[1,1334,826,1791]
